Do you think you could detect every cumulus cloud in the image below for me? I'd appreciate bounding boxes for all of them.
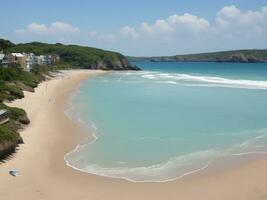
[215,5,267,36]
[113,5,267,55]
[125,5,266,41]
[167,13,210,32]
[89,12,210,45]
[120,26,139,40]
[15,22,80,36]
[214,6,267,46]
[140,20,174,35]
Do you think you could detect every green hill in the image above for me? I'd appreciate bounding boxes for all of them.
[1,39,140,70]
[128,49,267,63]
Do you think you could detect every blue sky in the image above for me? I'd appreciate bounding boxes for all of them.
[0,0,267,56]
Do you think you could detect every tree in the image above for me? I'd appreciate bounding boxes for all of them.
[0,39,15,50]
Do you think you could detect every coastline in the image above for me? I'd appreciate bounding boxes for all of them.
[1,69,267,199]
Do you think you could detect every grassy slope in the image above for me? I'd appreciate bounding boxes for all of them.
[0,67,43,158]
[0,67,40,102]
[6,42,139,70]
[1,38,140,70]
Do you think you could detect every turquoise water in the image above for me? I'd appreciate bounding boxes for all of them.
[65,62,267,182]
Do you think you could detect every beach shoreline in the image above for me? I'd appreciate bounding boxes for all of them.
[1,69,267,200]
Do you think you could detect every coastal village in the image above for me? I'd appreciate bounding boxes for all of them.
[0,50,60,71]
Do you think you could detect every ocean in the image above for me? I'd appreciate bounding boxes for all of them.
[65,62,267,182]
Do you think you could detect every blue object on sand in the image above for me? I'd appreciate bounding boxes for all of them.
[9,169,19,177]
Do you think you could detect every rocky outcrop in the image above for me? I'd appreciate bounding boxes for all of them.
[230,53,249,62]
[91,58,141,70]
[18,115,30,124]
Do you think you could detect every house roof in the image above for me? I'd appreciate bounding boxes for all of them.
[11,53,24,57]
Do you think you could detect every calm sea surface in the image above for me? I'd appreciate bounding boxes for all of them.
[65,62,267,182]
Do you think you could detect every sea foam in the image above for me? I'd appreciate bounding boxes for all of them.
[141,72,267,90]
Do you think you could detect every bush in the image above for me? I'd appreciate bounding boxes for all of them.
[0,126,17,143]
[0,103,26,121]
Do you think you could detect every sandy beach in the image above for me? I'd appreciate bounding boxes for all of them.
[1,69,267,200]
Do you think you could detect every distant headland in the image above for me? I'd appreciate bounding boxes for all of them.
[128,49,267,63]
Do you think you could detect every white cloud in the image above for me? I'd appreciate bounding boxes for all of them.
[128,13,210,40]
[15,22,80,36]
[134,5,267,41]
[29,23,47,34]
[214,5,267,40]
[217,5,241,19]
[167,13,210,32]
[216,5,265,29]
[140,20,173,35]
[115,5,267,55]
[49,22,80,35]
[120,26,139,39]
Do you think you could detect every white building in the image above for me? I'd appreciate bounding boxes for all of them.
[0,50,5,67]
[37,55,52,66]
[26,53,37,71]
[0,51,59,70]
[10,53,27,69]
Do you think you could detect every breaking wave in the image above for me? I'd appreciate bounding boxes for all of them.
[141,72,267,90]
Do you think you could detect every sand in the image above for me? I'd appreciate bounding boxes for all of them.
[1,69,267,200]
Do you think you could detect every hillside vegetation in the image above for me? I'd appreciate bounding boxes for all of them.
[128,49,267,63]
[1,39,140,70]
[0,66,43,159]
